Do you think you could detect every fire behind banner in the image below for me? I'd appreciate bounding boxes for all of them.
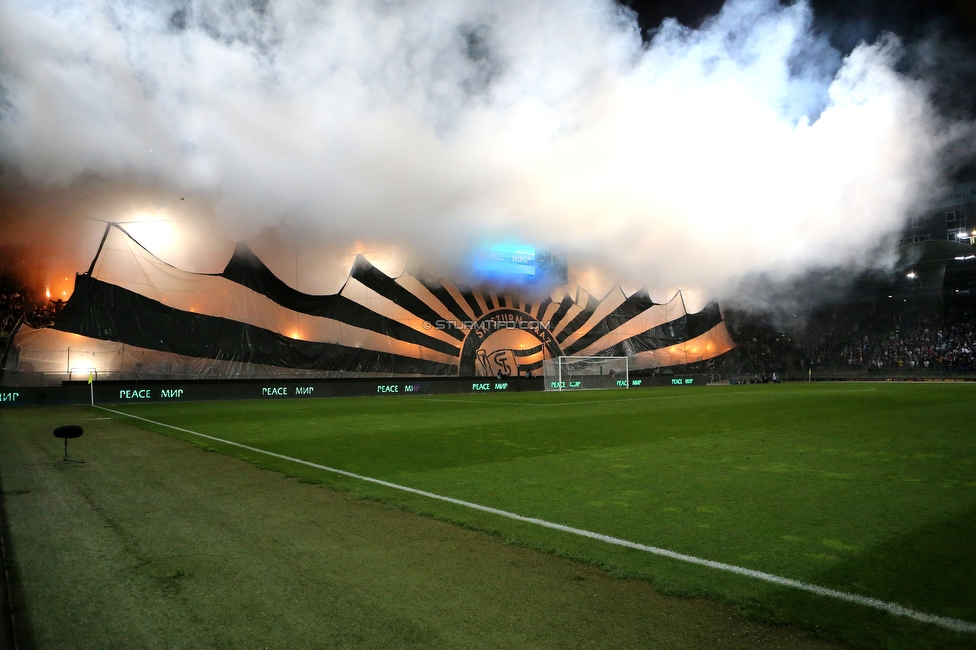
[2,224,735,385]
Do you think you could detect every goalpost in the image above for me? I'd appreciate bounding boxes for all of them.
[543,356,629,391]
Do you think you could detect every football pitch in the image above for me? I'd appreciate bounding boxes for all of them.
[2,382,975,648]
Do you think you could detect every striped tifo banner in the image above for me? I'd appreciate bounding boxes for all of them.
[6,224,735,381]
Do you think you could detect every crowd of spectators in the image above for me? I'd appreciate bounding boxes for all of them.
[0,278,59,352]
[832,304,975,371]
[726,296,976,375]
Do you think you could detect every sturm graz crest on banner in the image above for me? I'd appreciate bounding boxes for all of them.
[18,224,734,384]
[457,309,563,377]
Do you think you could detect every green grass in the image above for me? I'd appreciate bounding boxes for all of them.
[1,402,848,649]
[99,382,976,649]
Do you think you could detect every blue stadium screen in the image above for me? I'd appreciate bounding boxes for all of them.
[473,244,536,278]
[471,243,567,286]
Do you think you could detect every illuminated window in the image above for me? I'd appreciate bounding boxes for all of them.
[946,211,965,239]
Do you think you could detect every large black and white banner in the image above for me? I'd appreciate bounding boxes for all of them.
[3,225,735,385]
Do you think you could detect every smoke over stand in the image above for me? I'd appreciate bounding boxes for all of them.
[0,0,970,303]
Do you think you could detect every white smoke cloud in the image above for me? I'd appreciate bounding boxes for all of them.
[0,0,959,299]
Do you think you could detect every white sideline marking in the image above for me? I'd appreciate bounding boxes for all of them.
[96,405,976,634]
[417,392,733,408]
[418,387,878,408]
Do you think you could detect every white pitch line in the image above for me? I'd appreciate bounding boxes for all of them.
[95,405,976,634]
[412,397,538,406]
[417,392,722,408]
[418,387,877,408]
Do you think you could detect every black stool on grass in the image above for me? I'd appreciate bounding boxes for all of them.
[53,425,84,466]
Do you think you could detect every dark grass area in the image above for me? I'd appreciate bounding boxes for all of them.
[0,405,848,649]
[97,383,976,649]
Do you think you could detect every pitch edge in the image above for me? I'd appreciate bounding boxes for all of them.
[95,405,976,635]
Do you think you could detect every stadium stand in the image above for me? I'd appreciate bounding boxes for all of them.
[724,295,976,379]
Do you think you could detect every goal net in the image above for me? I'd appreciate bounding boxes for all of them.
[543,356,629,391]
